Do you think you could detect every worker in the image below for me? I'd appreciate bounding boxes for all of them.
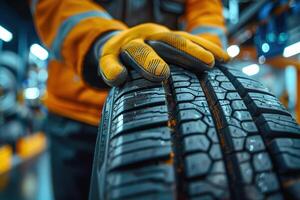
[29,0,229,199]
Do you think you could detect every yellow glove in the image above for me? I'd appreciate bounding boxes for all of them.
[99,23,229,86]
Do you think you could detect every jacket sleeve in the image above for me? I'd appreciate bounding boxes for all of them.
[185,0,227,49]
[29,0,127,76]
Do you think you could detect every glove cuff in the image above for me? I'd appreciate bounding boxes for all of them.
[93,30,121,60]
[82,31,120,89]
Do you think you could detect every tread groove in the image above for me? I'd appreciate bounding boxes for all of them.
[200,67,284,199]
[163,79,186,200]
[199,72,240,200]
[219,65,287,198]
[170,67,230,199]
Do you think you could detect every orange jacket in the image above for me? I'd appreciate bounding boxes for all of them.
[30,0,226,126]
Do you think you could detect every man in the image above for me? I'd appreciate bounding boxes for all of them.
[29,0,229,199]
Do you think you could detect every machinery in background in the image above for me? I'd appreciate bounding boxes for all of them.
[0,51,46,176]
[229,60,297,117]
[225,0,300,122]
[0,51,26,146]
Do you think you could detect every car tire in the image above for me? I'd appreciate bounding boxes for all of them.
[89,64,300,200]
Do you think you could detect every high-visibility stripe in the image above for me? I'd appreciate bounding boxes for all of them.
[191,26,228,49]
[51,11,112,60]
[30,0,39,14]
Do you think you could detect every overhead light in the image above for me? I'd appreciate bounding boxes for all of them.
[30,44,49,60]
[24,87,40,100]
[283,41,300,57]
[0,25,13,42]
[242,64,260,76]
[261,43,270,53]
[227,45,240,58]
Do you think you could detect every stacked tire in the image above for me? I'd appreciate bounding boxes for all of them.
[90,64,300,200]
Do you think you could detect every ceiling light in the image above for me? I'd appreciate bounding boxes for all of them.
[24,87,40,100]
[283,41,300,57]
[242,64,260,76]
[30,44,49,61]
[0,25,13,42]
[227,45,240,58]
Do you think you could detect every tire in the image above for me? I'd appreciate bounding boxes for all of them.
[89,64,300,200]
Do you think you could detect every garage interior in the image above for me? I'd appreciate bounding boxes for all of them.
[0,0,300,200]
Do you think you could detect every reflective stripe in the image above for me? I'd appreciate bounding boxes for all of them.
[30,0,39,14]
[191,26,228,49]
[51,11,112,60]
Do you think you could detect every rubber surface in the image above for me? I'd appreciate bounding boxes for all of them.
[89,64,300,200]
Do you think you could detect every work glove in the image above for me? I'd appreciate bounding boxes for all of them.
[97,23,229,86]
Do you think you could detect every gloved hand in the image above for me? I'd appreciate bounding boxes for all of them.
[98,23,229,86]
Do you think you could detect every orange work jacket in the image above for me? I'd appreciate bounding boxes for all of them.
[30,0,226,126]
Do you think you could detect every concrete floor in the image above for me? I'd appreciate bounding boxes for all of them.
[0,151,53,200]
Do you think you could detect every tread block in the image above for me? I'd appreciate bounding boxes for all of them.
[245,135,266,153]
[231,100,248,110]
[185,153,212,178]
[220,82,236,91]
[114,88,166,118]
[172,81,192,88]
[116,79,162,100]
[183,135,210,154]
[111,106,168,137]
[109,146,172,170]
[177,109,204,122]
[239,161,253,184]
[177,102,211,116]
[110,139,171,159]
[110,127,171,148]
[109,182,174,200]
[256,114,300,138]
[107,165,174,187]
[175,92,197,102]
[235,77,273,96]
[269,138,300,173]
[180,120,208,136]
[241,121,258,133]
[233,110,253,121]
[209,144,223,160]
[255,172,280,193]
[173,81,201,89]
[245,93,290,116]
[174,88,205,97]
[189,178,228,199]
[253,152,273,172]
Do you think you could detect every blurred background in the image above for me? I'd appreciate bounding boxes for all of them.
[0,0,299,200]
